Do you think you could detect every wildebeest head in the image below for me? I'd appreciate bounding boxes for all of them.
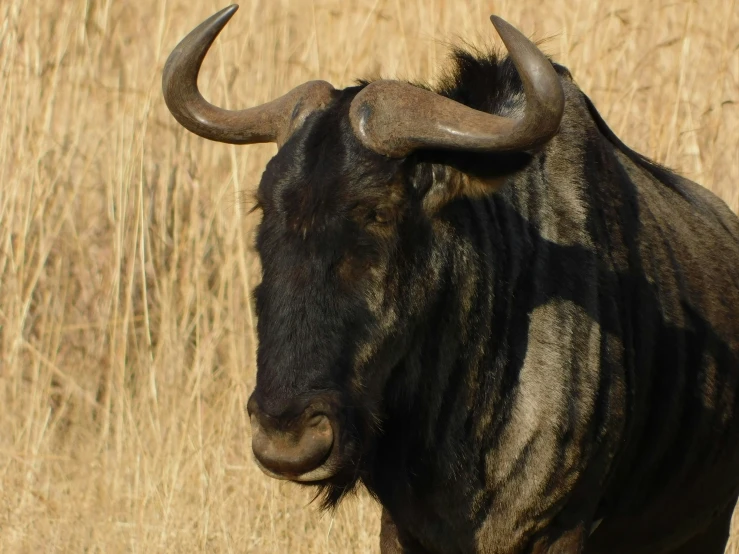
[162,4,565,500]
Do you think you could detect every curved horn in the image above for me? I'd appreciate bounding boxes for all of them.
[162,5,334,145]
[349,16,565,157]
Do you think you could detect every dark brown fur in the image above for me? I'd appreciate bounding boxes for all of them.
[248,49,739,553]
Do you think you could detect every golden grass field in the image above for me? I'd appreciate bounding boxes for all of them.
[1,0,738,551]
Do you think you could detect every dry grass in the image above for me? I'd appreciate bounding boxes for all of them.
[0,0,737,552]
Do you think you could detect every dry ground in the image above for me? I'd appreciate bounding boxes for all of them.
[0,0,738,552]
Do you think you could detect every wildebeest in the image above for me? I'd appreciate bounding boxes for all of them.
[162,5,739,553]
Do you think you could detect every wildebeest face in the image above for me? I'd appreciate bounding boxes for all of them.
[246,92,429,485]
[162,5,565,496]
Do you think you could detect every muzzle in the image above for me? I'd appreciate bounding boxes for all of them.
[247,394,340,482]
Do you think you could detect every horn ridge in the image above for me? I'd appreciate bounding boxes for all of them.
[348,15,565,157]
[162,5,334,146]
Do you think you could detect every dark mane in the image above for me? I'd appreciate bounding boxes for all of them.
[580,92,682,186]
[424,49,687,192]
[434,48,523,116]
[438,48,682,187]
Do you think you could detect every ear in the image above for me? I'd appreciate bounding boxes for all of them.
[410,150,533,214]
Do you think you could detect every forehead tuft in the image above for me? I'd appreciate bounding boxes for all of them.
[256,87,403,233]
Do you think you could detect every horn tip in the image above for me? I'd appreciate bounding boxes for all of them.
[216,4,239,23]
[489,15,514,36]
[205,5,239,33]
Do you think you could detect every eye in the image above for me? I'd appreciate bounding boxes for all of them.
[370,207,392,225]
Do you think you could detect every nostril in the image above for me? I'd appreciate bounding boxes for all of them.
[304,413,333,448]
[307,413,332,432]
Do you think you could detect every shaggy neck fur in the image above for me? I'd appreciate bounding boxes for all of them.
[348,50,739,553]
